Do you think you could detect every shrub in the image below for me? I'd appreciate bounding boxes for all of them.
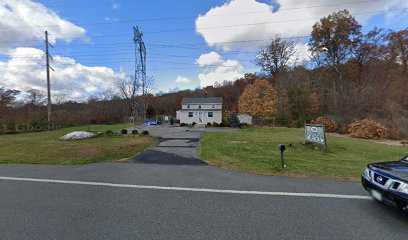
[207,122,212,127]
[239,123,249,128]
[230,112,240,128]
[131,129,138,134]
[106,130,113,134]
[347,119,386,139]
[192,122,196,126]
[311,117,338,133]
[212,122,220,127]
[121,129,128,134]
[180,123,187,127]
[142,130,149,135]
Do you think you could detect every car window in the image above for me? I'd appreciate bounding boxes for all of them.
[403,156,408,161]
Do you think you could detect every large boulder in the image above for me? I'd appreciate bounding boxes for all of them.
[61,131,96,140]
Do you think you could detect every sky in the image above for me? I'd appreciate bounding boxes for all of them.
[0,0,407,101]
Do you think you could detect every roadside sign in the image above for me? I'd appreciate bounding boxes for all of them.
[305,124,326,147]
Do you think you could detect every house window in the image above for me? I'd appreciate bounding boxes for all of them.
[188,112,193,117]
[199,105,201,109]
[187,105,190,109]
[208,112,213,117]
[212,105,215,108]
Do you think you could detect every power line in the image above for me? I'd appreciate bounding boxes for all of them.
[0,0,387,29]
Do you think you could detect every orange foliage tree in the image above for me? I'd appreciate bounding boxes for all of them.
[238,79,278,120]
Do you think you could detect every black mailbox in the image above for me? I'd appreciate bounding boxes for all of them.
[278,144,286,152]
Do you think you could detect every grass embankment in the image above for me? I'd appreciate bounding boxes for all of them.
[0,123,155,164]
[198,127,408,180]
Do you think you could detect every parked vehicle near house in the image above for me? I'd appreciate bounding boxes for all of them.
[361,155,408,212]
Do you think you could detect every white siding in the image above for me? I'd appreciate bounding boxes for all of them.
[180,110,222,124]
[238,114,252,125]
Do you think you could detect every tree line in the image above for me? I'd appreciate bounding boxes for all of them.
[1,10,407,139]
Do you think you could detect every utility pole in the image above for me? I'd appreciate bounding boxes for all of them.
[45,31,54,125]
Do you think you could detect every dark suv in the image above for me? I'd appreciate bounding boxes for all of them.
[361,155,408,212]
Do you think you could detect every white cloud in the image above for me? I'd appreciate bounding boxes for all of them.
[175,76,192,84]
[385,0,408,26]
[104,17,118,22]
[112,3,120,10]
[0,0,86,53]
[195,0,406,51]
[0,47,125,101]
[196,52,244,87]
[196,51,225,67]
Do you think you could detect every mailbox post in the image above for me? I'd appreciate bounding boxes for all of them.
[278,144,286,171]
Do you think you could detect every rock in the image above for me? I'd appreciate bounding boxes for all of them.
[61,131,96,140]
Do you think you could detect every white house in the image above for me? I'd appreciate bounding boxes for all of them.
[176,96,223,124]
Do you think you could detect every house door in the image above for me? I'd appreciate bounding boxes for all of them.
[198,112,203,123]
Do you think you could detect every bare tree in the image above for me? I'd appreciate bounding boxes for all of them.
[118,75,141,122]
[256,35,296,85]
[53,94,68,105]
[26,89,46,106]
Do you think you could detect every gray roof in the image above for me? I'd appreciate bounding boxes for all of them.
[182,97,223,104]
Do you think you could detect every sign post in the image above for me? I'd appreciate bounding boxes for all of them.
[305,124,327,150]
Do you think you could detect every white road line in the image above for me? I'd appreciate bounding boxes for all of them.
[0,176,371,200]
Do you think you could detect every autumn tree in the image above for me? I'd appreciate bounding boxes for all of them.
[238,79,278,120]
[0,87,20,123]
[256,36,296,85]
[387,28,408,74]
[309,10,361,111]
[352,28,387,84]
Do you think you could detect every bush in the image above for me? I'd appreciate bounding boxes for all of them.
[207,122,212,127]
[212,122,220,127]
[347,119,386,139]
[311,117,338,133]
[106,130,113,134]
[142,130,149,135]
[121,129,128,134]
[192,122,196,126]
[230,112,240,128]
[131,129,138,134]
[180,123,187,127]
[239,123,249,128]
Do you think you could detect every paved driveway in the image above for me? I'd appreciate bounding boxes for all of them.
[129,125,237,165]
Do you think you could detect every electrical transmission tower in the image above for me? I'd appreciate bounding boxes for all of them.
[132,26,146,120]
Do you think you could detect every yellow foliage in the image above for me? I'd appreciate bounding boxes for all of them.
[311,117,338,133]
[347,119,386,139]
[238,79,278,120]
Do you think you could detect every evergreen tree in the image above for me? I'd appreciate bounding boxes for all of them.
[230,112,240,128]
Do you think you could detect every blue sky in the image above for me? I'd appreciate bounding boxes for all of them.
[0,0,407,100]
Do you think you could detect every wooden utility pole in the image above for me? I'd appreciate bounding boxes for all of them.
[45,31,53,124]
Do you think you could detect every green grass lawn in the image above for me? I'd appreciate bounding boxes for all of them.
[0,123,155,165]
[198,127,408,180]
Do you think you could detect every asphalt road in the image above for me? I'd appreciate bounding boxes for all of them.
[0,126,407,239]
